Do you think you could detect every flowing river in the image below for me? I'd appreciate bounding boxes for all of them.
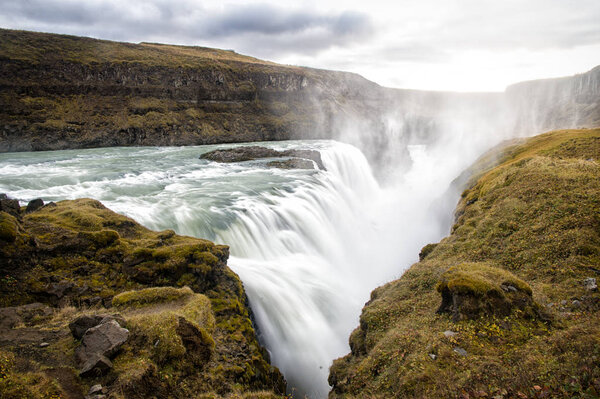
[0,137,496,397]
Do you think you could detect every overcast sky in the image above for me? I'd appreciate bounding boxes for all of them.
[2,0,599,91]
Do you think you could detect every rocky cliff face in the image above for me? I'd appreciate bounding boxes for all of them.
[0,29,384,153]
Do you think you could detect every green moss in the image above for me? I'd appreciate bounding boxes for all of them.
[438,262,532,297]
[113,286,195,308]
[0,212,18,242]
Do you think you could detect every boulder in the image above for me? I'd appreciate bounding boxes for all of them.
[25,198,44,213]
[75,320,129,366]
[79,354,113,378]
[69,315,105,339]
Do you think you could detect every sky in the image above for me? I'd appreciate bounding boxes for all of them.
[1,0,600,92]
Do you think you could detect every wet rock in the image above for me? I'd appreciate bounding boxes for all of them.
[200,146,281,162]
[79,354,112,378]
[583,277,597,291]
[25,198,44,213]
[75,320,129,367]
[200,146,326,170]
[267,158,315,170]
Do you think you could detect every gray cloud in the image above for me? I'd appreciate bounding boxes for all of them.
[0,0,374,56]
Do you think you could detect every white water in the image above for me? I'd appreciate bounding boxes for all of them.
[0,132,510,397]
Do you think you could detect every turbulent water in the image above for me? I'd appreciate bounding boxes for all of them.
[0,136,505,397]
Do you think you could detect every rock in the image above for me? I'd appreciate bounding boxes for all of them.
[69,315,105,339]
[429,353,437,360]
[75,320,129,366]
[46,281,75,299]
[453,347,468,356]
[267,158,316,170]
[25,198,44,213]
[0,197,21,218]
[284,149,326,170]
[560,300,567,306]
[200,146,281,162]
[79,354,112,378]
[572,299,582,308]
[39,342,50,348]
[583,277,597,291]
[88,384,104,395]
[444,330,458,338]
[200,146,326,170]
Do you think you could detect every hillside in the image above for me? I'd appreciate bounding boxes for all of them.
[329,128,600,398]
[0,29,382,152]
[0,198,285,398]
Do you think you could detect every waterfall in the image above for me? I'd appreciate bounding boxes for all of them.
[0,131,515,398]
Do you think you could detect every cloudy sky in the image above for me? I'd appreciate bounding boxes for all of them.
[2,0,599,91]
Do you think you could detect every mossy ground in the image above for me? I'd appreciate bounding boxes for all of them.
[0,199,285,398]
[329,128,600,398]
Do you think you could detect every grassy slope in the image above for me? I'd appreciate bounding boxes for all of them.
[329,128,600,398]
[0,199,285,398]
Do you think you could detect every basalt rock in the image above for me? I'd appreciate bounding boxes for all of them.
[201,146,325,170]
[75,320,129,367]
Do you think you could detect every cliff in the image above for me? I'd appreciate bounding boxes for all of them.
[0,198,285,398]
[0,29,383,152]
[329,128,600,398]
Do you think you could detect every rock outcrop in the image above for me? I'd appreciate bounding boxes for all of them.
[0,197,285,398]
[200,145,325,169]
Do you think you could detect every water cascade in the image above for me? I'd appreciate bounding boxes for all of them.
[0,128,515,397]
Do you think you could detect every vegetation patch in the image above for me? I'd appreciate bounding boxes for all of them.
[330,128,600,398]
